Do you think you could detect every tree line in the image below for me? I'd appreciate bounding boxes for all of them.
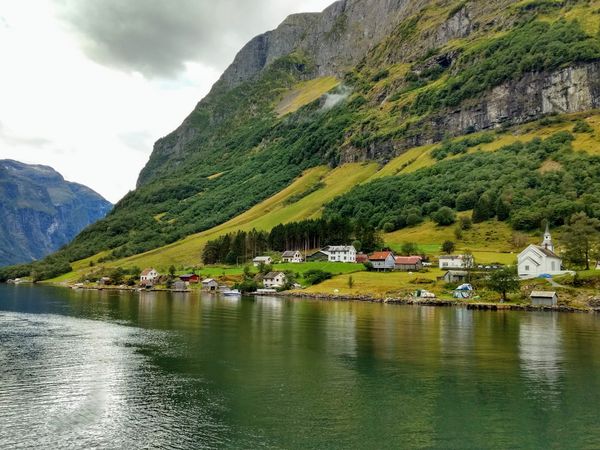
[202,217,382,264]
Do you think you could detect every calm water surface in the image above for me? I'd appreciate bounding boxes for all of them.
[1,284,600,448]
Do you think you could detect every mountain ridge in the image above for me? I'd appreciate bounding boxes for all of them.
[0,160,112,266]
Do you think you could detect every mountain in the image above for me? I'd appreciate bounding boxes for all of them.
[0,160,112,266]
[3,0,600,280]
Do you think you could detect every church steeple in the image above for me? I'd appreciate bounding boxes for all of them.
[542,224,554,252]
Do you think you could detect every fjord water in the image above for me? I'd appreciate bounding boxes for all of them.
[2,286,600,449]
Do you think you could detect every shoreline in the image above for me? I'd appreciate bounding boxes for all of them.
[4,282,596,314]
[279,291,595,313]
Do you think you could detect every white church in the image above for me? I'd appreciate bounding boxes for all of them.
[517,225,564,279]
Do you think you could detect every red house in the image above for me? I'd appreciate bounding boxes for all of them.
[179,274,200,284]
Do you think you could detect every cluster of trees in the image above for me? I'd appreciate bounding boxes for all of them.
[431,133,495,161]
[325,132,600,232]
[202,217,383,265]
[562,212,600,270]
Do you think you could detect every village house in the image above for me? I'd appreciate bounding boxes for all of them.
[596,261,600,270]
[322,245,357,263]
[140,268,159,285]
[394,256,423,271]
[253,256,272,267]
[179,274,200,284]
[201,278,219,291]
[442,270,469,284]
[306,250,329,261]
[438,255,468,269]
[518,226,563,278]
[368,251,396,271]
[530,291,558,307]
[263,272,287,289]
[281,251,304,263]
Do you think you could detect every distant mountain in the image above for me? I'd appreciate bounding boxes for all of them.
[0,160,112,266]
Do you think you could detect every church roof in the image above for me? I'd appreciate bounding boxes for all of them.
[535,245,560,259]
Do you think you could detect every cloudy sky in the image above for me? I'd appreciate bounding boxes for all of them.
[0,0,333,203]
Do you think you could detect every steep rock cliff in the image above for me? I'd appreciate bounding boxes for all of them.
[0,160,112,266]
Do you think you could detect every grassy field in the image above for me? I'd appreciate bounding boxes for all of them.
[297,269,447,298]
[196,261,364,279]
[276,76,340,116]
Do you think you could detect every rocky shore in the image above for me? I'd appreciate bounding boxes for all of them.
[281,291,596,313]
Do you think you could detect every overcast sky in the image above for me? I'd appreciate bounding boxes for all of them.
[0,0,333,203]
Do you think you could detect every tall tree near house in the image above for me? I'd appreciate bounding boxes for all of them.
[562,212,600,270]
[488,266,520,302]
[441,240,455,254]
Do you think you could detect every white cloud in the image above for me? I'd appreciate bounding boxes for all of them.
[0,0,333,203]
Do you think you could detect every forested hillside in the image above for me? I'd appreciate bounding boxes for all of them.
[2,0,600,281]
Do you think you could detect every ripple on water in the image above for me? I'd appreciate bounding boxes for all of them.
[0,312,228,449]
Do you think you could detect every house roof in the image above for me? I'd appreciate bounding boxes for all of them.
[530,291,557,298]
[282,251,299,257]
[356,254,369,262]
[323,245,355,252]
[180,273,198,278]
[369,251,393,261]
[140,268,156,276]
[264,272,285,279]
[439,255,462,260]
[395,256,422,264]
[253,256,271,261]
[535,245,560,258]
[202,278,216,284]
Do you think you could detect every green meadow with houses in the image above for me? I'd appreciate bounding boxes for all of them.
[62,221,600,311]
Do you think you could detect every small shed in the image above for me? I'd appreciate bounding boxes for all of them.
[202,278,219,291]
[443,270,468,284]
[530,291,558,307]
[172,281,188,292]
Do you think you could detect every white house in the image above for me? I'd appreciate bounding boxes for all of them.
[253,256,272,267]
[281,251,303,263]
[438,255,468,269]
[596,261,600,270]
[368,251,396,271]
[322,245,357,263]
[263,272,287,289]
[140,268,159,285]
[518,226,563,278]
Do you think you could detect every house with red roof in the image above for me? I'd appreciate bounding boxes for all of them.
[368,251,396,271]
[394,256,423,271]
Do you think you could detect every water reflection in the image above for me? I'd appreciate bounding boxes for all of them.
[519,312,564,405]
[1,285,600,448]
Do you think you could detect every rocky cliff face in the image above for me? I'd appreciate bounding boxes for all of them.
[217,0,412,89]
[341,61,600,162]
[0,160,112,266]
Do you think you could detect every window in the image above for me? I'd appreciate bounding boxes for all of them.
[525,265,529,271]
[551,262,555,270]
[442,262,448,267]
